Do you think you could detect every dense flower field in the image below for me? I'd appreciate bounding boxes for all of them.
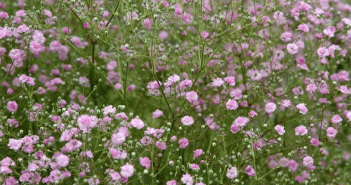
[1,0,351,184]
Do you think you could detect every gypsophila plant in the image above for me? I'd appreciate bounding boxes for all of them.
[1,0,351,184]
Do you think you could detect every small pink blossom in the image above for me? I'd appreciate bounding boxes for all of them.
[120,163,134,178]
[295,125,308,136]
[287,43,298,54]
[130,118,145,129]
[331,115,342,124]
[275,125,285,135]
[7,101,18,112]
[179,138,189,149]
[326,127,337,138]
[296,103,308,114]
[226,166,238,179]
[181,116,194,126]
[265,102,277,114]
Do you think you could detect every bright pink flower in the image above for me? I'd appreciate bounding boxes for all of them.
[245,165,255,177]
[179,138,189,149]
[310,138,319,147]
[7,101,18,112]
[298,24,309,32]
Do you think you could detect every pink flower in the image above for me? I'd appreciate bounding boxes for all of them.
[295,125,308,136]
[326,127,337,138]
[287,43,298,54]
[280,32,292,42]
[7,101,18,112]
[265,102,277,113]
[298,24,309,32]
[130,118,145,129]
[142,18,152,29]
[275,125,285,135]
[245,165,255,177]
[296,103,308,114]
[152,109,163,119]
[306,84,317,93]
[181,173,193,185]
[103,105,116,115]
[111,132,126,146]
[200,31,209,39]
[56,154,69,167]
[302,156,313,167]
[120,163,134,178]
[230,123,241,134]
[186,91,198,103]
[211,78,224,87]
[19,74,35,86]
[226,166,238,179]
[167,180,177,185]
[331,115,342,124]
[77,114,98,133]
[193,149,203,158]
[179,138,189,149]
[226,99,238,110]
[310,138,319,147]
[323,26,336,37]
[190,163,200,170]
[316,47,329,58]
[234,116,249,127]
[8,138,23,151]
[224,76,235,86]
[83,22,90,29]
[139,157,151,169]
[181,116,194,126]
[248,110,258,117]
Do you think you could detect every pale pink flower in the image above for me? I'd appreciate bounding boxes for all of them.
[130,118,144,129]
[287,43,298,54]
[296,103,308,114]
[326,127,337,138]
[181,116,194,126]
[275,125,285,135]
[226,166,238,179]
[295,125,308,136]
